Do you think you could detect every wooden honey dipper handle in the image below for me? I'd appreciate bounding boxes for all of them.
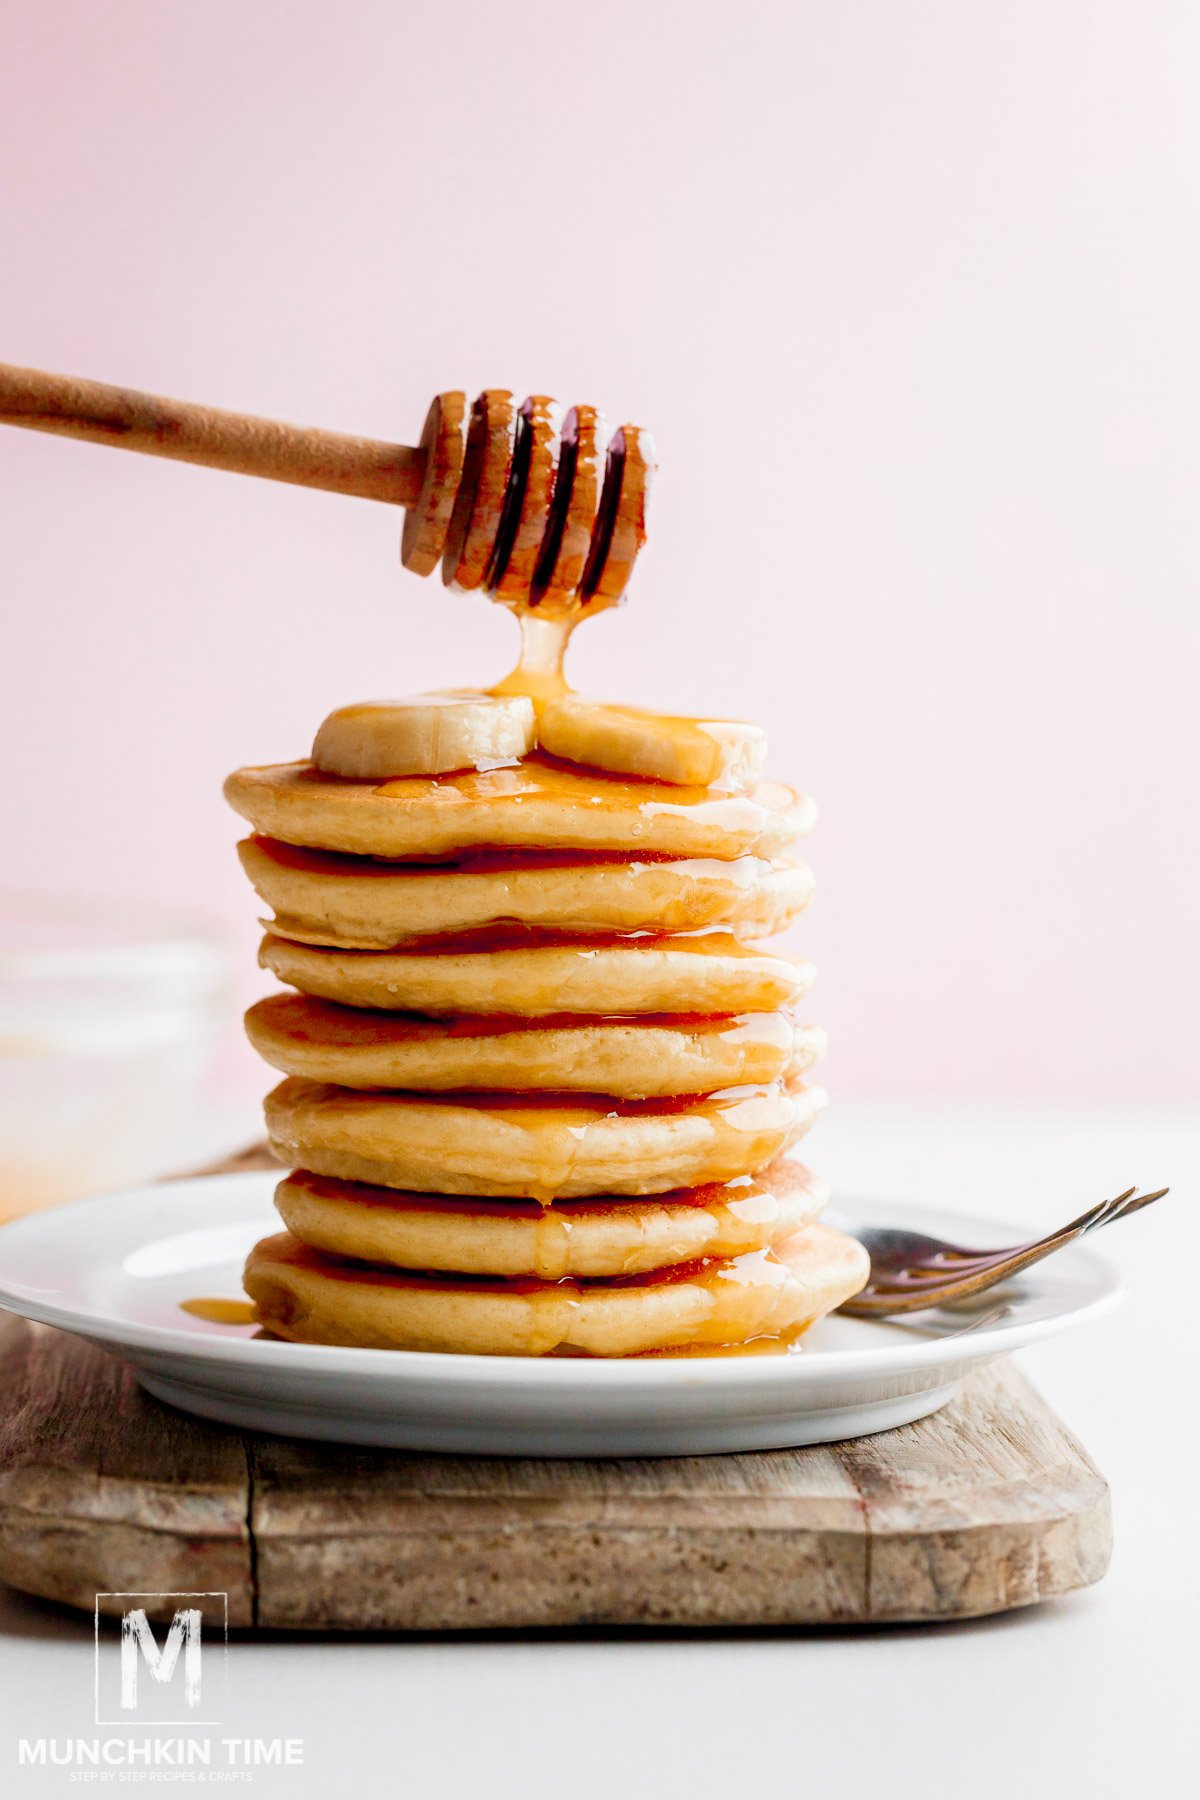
[0,360,426,506]
[0,362,653,604]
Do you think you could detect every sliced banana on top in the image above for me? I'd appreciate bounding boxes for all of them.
[312,688,768,789]
[312,691,536,780]
[538,696,768,791]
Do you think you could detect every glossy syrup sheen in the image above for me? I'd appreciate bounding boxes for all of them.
[250,835,765,876]
[257,994,796,1046]
[490,611,575,704]
[436,1009,794,1041]
[480,1080,793,1118]
[259,1230,792,1298]
[180,1297,256,1325]
[273,925,761,957]
[281,1162,806,1222]
[372,751,775,818]
[633,1328,811,1359]
[281,1075,805,1120]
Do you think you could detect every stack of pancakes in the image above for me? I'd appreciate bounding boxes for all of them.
[225,752,869,1354]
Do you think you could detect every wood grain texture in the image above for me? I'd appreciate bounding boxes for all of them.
[0,1315,253,1625]
[0,361,426,506]
[0,1312,1110,1631]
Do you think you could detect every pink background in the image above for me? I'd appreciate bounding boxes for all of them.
[1,2,1195,1102]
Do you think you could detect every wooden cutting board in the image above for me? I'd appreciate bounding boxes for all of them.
[0,1310,1109,1630]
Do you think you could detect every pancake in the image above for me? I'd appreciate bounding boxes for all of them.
[245,993,826,1096]
[259,930,811,1017]
[224,755,814,861]
[238,835,813,947]
[264,1076,823,1201]
[263,1075,825,1200]
[243,1221,869,1355]
[273,1161,828,1278]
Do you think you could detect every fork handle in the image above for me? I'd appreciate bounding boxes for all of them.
[0,361,427,506]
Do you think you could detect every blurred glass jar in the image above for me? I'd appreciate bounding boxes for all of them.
[0,893,231,1222]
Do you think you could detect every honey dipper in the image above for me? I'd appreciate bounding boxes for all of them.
[0,363,653,608]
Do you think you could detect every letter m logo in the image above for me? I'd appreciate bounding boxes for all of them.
[121,1607,203,1709]
[95,1593,228,1725]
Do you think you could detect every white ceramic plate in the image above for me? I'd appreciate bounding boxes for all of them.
[0,1172,1123,1455]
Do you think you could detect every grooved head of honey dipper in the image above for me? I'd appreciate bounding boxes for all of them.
[425,389,653,610]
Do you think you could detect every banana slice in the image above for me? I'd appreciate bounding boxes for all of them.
[312,691,536,779]
[538,696,767,790]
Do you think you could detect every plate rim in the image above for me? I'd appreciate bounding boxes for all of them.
[0,1169,1126,1385]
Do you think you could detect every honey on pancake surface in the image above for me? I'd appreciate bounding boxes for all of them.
[243,1223,869,1357]
[246,991,825,1096]
[224,754,814,862]
[258,927,813,1017]
[263,1074,827,1201]
[273,1160,829,1278]
[226,557,867,1350]
[238,833,813,946]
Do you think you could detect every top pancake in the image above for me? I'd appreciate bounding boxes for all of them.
[224,753,814,861]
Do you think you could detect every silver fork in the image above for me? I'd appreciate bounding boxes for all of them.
[836,1184,1169,1316]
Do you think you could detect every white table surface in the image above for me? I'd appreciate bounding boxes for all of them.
[0,1099,1194,1798]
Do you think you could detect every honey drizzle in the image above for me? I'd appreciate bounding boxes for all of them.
[632,1325,813,1359]
[266,1232,786,1297]
[490,611,575,706]
[285,1074,804,1119]
[260,994,797,1044]
[274,923,753,957]
[436,1010,793,1040]
[252,834,738,874]
[372,751,728,803]
[284,1163,801,1222]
